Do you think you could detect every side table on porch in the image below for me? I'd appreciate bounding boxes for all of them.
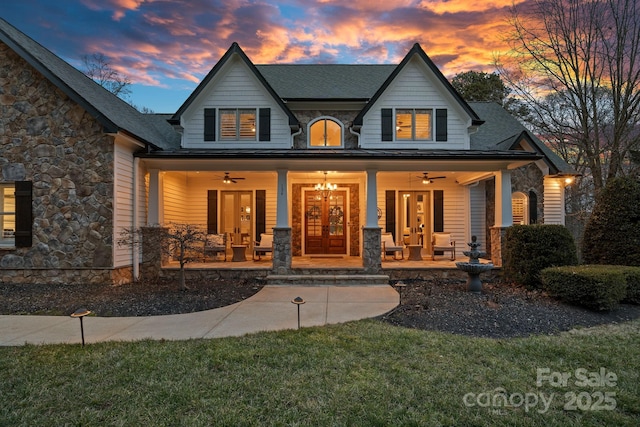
[231,245,247,262]
[407,245,423,261]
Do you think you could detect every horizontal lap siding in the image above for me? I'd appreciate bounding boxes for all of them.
[376,176,467,243]
[361,59,468,149]
[163,173,189,224]
[543,178,565,224]
[114,143,134,267]
[175,173,277,233]
[469,183,486,248]
[182,58,290,149]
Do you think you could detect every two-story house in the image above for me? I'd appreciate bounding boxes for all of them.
[0,18,573,285]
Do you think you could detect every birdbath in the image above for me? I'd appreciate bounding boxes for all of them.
[455,235,494,293]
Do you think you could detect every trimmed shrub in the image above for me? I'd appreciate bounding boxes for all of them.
[582,177,640,266]
[541,265,627,311]
[503,225,578,289]
[621,267,640,304]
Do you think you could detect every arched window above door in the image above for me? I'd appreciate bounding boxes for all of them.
[308,117,343,147]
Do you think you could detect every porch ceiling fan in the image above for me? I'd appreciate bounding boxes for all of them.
[418,172,445,184]
[222,172,245,184]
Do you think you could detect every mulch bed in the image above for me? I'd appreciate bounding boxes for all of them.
[2,278,639,338]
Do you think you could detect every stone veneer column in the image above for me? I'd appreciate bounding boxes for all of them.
[140,226,167,280]
[362,170,382,273]
[363,227,382,273]
[272,227,292,274]
[490,226,508,267]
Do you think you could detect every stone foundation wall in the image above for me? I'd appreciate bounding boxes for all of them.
[0,266,132,285]
[0,41,116,280]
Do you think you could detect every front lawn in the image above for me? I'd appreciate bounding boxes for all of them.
[1,320,638,426]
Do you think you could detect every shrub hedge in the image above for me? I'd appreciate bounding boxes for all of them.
[503,225,578,289]
[582,176,640,266]
[541,265,631,311]
[621,267,640,305]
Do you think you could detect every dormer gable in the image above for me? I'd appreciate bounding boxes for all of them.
[354,43,483,150]
[171,43,299,149]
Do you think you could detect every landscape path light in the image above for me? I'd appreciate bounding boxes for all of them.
[70,308,91,347]
[291,297,305,330]
[394,281,407,305]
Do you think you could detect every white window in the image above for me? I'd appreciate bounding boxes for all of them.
[220,109,256,140]
[512,192,528,225]
[0,183,16,247]
[308,117,343,147]
[396,109,433,140]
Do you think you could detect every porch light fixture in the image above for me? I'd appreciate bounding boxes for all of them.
[315,172,337,200]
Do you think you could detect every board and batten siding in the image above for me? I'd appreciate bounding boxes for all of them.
[181,56,291,149]
[114,142,134,267]
[543,178,565,225]
[360,57,470,149]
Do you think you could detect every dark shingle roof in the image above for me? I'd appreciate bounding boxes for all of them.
[256,64,395,100]
[469,102,574,174]
[0,18,180,150]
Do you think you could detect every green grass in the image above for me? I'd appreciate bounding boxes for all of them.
[1,320,639,426]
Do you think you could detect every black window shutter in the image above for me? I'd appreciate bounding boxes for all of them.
[385,190,396,241]
[207,190,217,234]
[259,108,271,141]
[529,190,538,224]
[434,190,444,232]
[381,109,393,141]
[204,108,216,141]
[15,181,32,247]
[256,190,266,237]
[436,109,447,141]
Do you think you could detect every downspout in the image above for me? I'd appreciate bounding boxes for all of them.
[349,126,361,148]
[290,127,303,148]
[132,157,140,281]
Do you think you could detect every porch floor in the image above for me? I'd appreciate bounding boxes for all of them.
[181,249,465,270]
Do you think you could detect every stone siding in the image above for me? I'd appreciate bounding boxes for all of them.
[0,41,117,283]
[292,110,359,149]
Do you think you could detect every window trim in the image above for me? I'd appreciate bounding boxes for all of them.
[512,191,529,225]
[0,182,16,247]
[307,116,344,148]
[219,108,257,141]
[395,108,434,141]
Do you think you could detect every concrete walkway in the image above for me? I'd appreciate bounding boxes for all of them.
[0,285,399,346]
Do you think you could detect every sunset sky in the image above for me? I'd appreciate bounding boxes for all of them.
[2,0,523,112]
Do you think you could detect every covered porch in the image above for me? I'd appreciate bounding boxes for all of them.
[134,148,561,278]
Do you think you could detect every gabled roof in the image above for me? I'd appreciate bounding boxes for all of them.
[0,18,179,151]
[171,43,300,129]
[353,43,483,128]
[469,102,575,175]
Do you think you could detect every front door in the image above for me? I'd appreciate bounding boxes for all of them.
[305,190,347,254]
[399,191,430,247]
[221,191,252,246]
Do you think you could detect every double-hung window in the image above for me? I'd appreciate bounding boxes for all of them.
[0,183,16,247]
[396,109,432,140]
[220,109,256,140]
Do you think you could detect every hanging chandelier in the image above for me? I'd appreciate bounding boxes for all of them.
[315,172,337,200]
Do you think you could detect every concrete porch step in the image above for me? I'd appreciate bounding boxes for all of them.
[266,274,390,286]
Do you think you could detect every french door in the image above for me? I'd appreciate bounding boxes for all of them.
[304,190,347,254]
[221,191,252,246]
[399,191,430,246]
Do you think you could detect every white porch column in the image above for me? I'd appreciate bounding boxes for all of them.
[276,169,289,227]
[365,169,379,227]
[494,169,513,228]
[147,169,162,226]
